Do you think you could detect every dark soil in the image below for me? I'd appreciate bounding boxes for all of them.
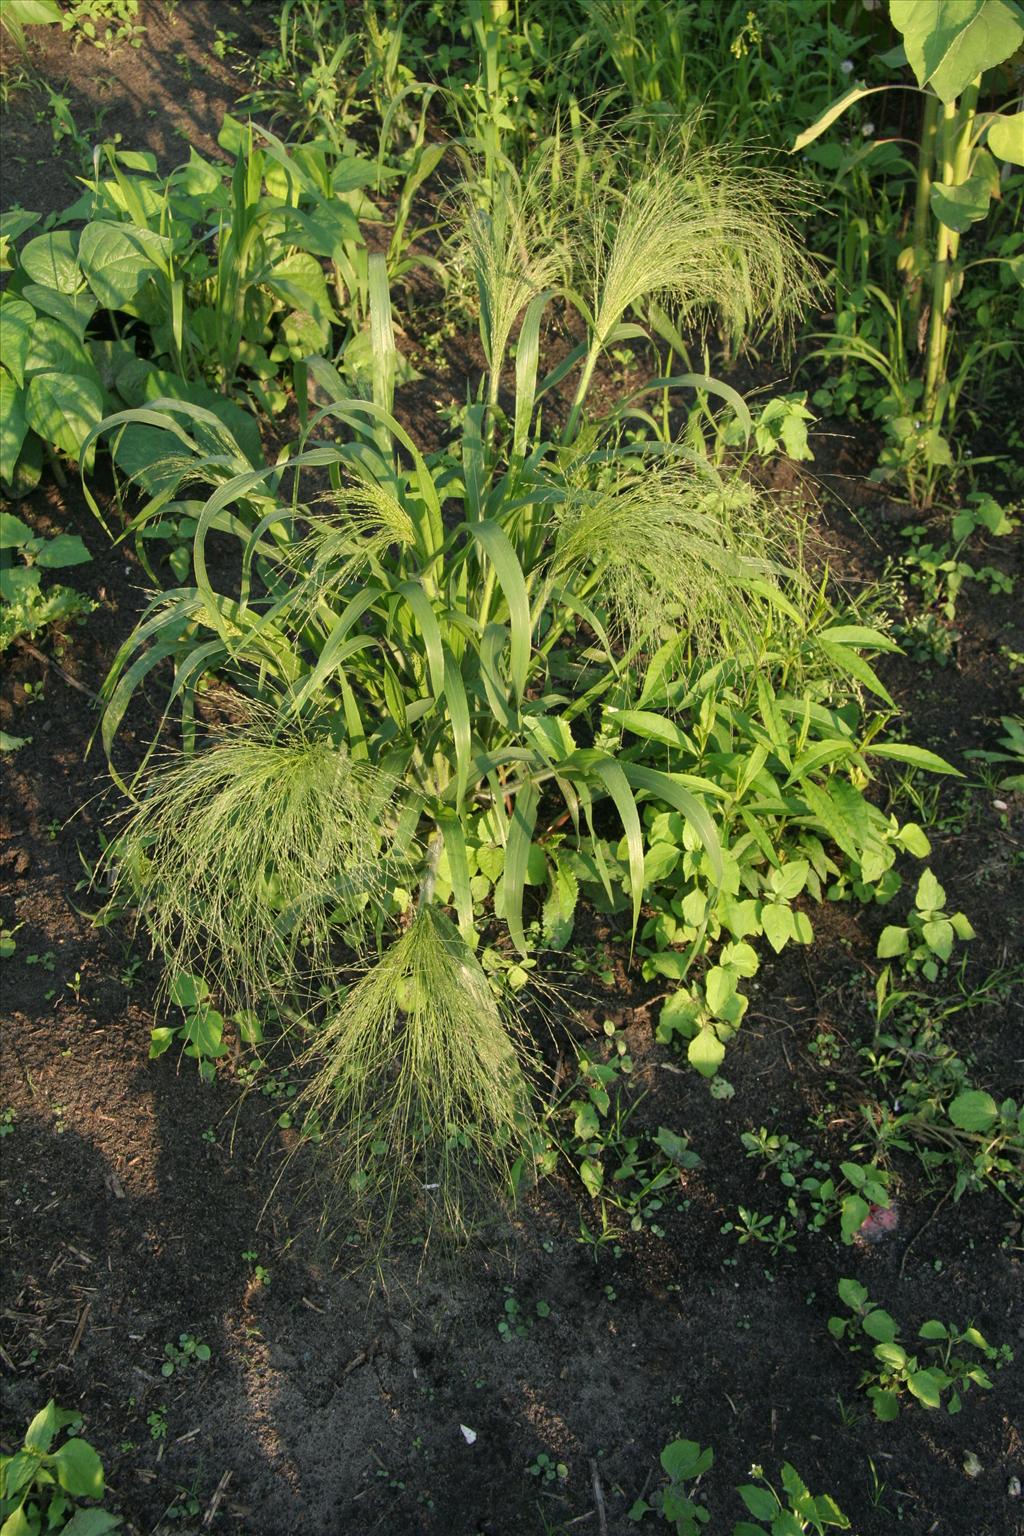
[2,8,1023,1535]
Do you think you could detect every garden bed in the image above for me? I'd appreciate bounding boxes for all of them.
[2,6,1022,1534]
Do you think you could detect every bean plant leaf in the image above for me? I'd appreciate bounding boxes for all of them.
[906,1368,944,1408]
[0,298,34,386]
[688,1025,725,1077]
[24,316,95,380]
[24,1400,60,1452]
[78,221,170,310]
[21,282,97,341]
[61,1510,124,1535]
[24,372,104,464]
[890,0,1024,105]
[0,371,28,486]
[19,229,81,293]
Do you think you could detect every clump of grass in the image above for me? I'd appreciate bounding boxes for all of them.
[283,481,415,610]
[548,463,797,655]
[112,721,398,1009]
[297,904,537,1247]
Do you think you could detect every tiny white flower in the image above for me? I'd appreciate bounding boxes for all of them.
[862,121,875,136]
[840,59,854,74]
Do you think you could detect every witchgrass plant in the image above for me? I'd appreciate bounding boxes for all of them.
[110,719,400,1010]
[299,903,536,1245]
[85,139,828,1245]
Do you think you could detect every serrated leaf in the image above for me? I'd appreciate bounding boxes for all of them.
[579,1156,603,1197]
[947,1089,998,1132]
[737,1484,778,1520]
[542,860,578,951]
[35,534,91,569]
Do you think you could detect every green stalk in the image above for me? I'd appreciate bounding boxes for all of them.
[908,92,940,328]
[924,79,979,421]
[563,338,602,443]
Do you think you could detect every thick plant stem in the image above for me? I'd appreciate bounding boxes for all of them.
[418,830,444,911]
[908,92,940,329]
[923,79,979,421]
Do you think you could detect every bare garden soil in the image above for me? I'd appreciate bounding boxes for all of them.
[1,7,1022,1534]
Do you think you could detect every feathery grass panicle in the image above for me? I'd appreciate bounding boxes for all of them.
[298,905,537,1247]
[283,481,415,609]
[583,133,816,356]
[548,463,798,657]
[455,159,566,386]
[113,720,398,1009]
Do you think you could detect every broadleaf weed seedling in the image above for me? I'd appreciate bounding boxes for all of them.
[160,1333,211,1378]
[829,1278,1012,1421]
[877,868,974,981]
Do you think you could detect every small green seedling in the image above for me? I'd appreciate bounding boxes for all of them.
[828,1278,1011,1420]
[0,1399,120,1534]
[526,1452,567,1484]
[877,869,974,981]
[149,971,228,1082]
[146,1408,167,1442]
[160,1333,211,1377]
[628,1437,850,1534]
[0,515,94,653]
[242,1251,270,1287]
